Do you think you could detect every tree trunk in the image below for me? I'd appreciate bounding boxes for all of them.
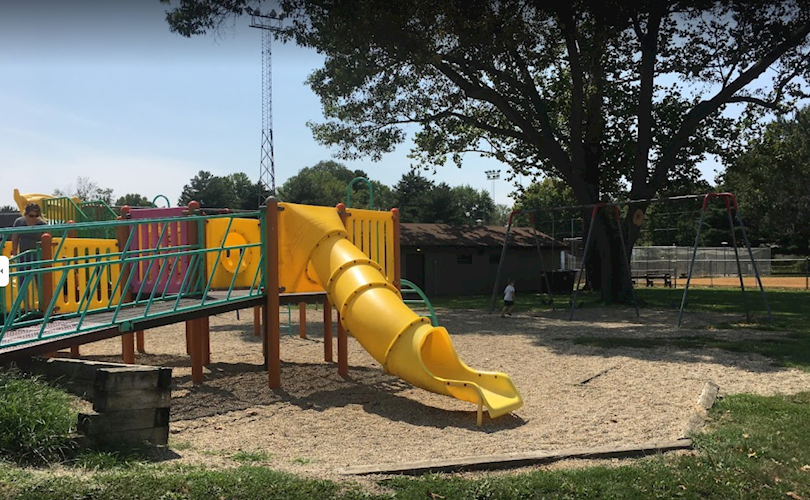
[583,207,638,305]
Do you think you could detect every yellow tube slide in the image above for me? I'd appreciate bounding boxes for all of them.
[279,203,523,419]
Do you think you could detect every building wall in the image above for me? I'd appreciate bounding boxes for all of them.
[401,246,561,296]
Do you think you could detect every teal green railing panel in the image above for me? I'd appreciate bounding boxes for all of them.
[0,212,263,351]
[80,200,118,222]
[400,278,438,327]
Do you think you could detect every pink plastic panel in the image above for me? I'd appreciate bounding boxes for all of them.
[127,207,190,295]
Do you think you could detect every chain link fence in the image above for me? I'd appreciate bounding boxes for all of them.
[631,246,773,278]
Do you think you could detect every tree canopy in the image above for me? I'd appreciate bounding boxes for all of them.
[54,177,114,205]
[276,160,394,209]
[115,194,153,207]
[178,171,267,208]
[162,1,810,299]
[721,105,810,254]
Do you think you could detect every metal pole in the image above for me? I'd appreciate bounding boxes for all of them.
[678,197,708,327]
[736,209,773,324]
[489,215,514,313]
[531,214,555,306]
[725,201,749,322]
[569,206,598,320]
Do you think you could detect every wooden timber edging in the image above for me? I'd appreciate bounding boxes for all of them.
[336,439,693,476]
[20,357,172,447]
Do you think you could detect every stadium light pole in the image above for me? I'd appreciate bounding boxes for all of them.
[485,169,501,201]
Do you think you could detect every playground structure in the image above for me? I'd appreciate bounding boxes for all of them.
[490,193,772,325]
[1,195,523,424]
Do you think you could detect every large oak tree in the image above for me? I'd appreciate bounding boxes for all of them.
[163,0,810,300]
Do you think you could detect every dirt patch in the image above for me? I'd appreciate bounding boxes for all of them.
[73,304,810,483]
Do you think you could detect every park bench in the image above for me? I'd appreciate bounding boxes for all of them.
[631,273,673,288]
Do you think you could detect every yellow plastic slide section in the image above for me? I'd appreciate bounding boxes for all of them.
[14,189,53,215]
[278,203,523,419]
[205,218,262,289]
[13,188,81,217]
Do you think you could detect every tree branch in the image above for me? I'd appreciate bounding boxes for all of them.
[559,7,586,171]
[631,4,666,198]
[650,19,810,193]
[726,95,781,110]
[436,57,574,178]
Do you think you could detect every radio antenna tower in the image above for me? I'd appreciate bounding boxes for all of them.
[250,10,285,205]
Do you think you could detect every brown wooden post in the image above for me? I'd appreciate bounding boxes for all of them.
[323,300,333,362]
[66,220,77,239]
[253,306,261,336]
[391,208,401,290]
[264,198,281,388]
[70,345,80,358]
[202,315,211,365]
[298,302,307,338]
[122,333,135,364]
[136,330,145,353]
[185,321,191,355]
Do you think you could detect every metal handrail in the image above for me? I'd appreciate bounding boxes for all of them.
[1,212,266,349]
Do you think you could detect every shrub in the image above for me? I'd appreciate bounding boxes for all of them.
[0,369,77,464]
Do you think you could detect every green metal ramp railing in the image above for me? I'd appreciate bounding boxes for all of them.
[400,278,439,326]
[0,211,264,356]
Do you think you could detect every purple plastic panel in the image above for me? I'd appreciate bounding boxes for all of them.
[127,207,190,295]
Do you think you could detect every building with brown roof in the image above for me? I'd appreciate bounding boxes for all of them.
[400,223,569,296]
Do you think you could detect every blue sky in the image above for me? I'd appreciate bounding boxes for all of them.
[0,1,722,210]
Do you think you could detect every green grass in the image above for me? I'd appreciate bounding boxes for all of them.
[2,392,810,499]
[0,369,78,465]
[432,288,810,371]
[231,450,273,463]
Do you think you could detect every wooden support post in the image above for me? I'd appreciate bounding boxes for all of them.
[136,330,145,353]
[185,321,191,355]
[70,345,80,358]
[299,302,307,338]
[323,300,333,362]
[264,198,281,388]
[122,333,135,364]
[253,306,261,336]
[201,316,210,366]
[190,318,204,384]
[337,312,348,378]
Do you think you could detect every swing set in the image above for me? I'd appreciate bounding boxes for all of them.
[489,192,772,326]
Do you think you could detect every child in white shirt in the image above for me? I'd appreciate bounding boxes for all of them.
[501,279,515,317]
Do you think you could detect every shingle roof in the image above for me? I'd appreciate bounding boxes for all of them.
[400,223,564,249]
